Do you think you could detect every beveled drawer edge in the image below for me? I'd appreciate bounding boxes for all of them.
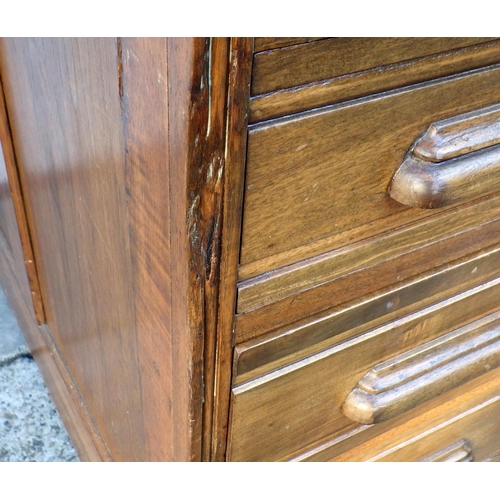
[250,41,500,123]
[233,277,500,389]
[229,290,500,461]
[368,395,500,462]
[237,195,500,313]
[234,245,500,385]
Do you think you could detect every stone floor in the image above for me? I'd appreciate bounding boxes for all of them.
[0,286,79,461]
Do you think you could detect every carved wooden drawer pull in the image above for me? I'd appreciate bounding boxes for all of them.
[421,439,474,462]
[342,314,500,424]
[388,103,500,208]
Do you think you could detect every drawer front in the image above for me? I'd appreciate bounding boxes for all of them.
[330,388,500,462]
[227,276,500,461]
[250,39,500,122]
[380,397,500,462]
[238,66,500,314]
[252,38,494,95]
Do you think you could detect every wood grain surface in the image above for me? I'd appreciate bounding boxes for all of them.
[250,40,500,122]
[0,37,242,461]
[209,37,253,462]
[413,103,500,162]
[1,38,146,461]
[228,278,500,461]
[238,194,500,313]
[352,396,500,462]
[389,104,500,209]
[253,38,326,52]
[241,65,500,272]
[343,314,500,424]
[294,367,500,461]
[0,77,44,323]
[234,246,500,383]
[421,439,473,462]
[252,37,496,95]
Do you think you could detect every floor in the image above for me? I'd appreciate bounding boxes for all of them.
[0,286,79,461]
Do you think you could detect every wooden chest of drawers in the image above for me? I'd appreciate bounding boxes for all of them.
[1,37,500,461]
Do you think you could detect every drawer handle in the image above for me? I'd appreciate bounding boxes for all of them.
[421,439,474,462]
[342,314,500,424]
[388,103,500,209]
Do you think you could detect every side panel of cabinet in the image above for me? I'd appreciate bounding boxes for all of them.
[0,37,212,461]
[0,37,241,462]
[0,74,106,460]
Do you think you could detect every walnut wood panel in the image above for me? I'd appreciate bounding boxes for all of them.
[234,246,500,383]
[0,56,109,460]
[238,195,500,313]
[241,66,500,272]
[228,281,500,461]
[253,38,326,53]
[119,37,178,461]
[0,38,146,461]
[342,316,500,424]
[250,40,500,123]
[210,37,253,462]
[366,397,500,462]
[0,37,239,462]
[295,370,500,461]
[236,205,500,343]
[252,37,496,95]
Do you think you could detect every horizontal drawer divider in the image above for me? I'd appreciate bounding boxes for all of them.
[238,195,500,314]
[250,41,500,123]
[234,274,500,387]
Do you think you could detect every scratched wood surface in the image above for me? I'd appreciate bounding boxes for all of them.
[334,390,500,462]
[253,37,326,52]
[234,246,500,383]
[0,37,239,462]
[252,38,496,95]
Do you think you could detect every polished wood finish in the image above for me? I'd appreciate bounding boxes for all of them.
[234,247,500,383]
[413,103,500,162]
[371,396,500,462]
[228,279,500,461]
[237,195,500,314]
[0,62,107,461]
[250,40,500,123]
[422,439,474,462]
[209,37,254,462]
[0,77,44,323]
[241,66,500,274]
[252,38,494,95]
[253,37,325,52]
[327,376,500,462]
[0,37,244,461]
[343,313,500,424]
[389,104,500,209]
[2,38,500,462]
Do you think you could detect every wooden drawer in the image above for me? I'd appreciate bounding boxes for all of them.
[252,38,494,95]
[326,382,500,462]
[250,38,500,122]
[228,274,500,461]
[238,66,500,315]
